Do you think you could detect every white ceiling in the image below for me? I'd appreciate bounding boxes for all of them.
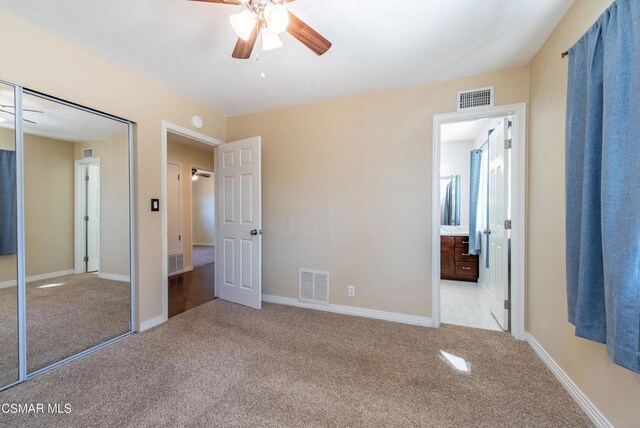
[0,0,574,116]
[0,84,127,142]
[441,118,490,143]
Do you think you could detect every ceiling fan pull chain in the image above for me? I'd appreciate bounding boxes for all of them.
[256,54,266,79]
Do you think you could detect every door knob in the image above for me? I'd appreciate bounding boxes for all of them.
[250,229,263,236]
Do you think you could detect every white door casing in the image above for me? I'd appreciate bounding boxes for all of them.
[86,164,100,273]
[487,119,510,330]
[167,162,182,254]
[217,137,262,309]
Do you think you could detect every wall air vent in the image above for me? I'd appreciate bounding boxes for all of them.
[457,86,494,111]
[83,148,94,159]
[168,253,184,277]
[299,268,329,305]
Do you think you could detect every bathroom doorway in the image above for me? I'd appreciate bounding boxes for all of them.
[432,104,527,339]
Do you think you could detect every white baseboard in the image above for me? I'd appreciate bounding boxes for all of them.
[262,294,432,327]
[0,269,75,289]
[98,273,131,282]
[193,243,215,246]
[525,332,612,428]
[139,315,165,332]
[168,265,193,277]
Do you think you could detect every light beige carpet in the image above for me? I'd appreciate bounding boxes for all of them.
[0,300,591,427]
[0,273,130,384]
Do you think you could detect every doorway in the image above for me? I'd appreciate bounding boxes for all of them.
[432,104,526,340]
[160,124,264,326]
[164,128,218,319]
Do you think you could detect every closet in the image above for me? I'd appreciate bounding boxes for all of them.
[0,81,134,390]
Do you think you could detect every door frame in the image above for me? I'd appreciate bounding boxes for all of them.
[74,157,101,274]
[161,121,223,323]
[431,103,527,340]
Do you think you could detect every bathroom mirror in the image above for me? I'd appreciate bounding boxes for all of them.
[21,92,132,374]
[0,83,18,388]
[440,175,461,226]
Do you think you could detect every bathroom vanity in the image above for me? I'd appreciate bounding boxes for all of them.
[441,231,479,282]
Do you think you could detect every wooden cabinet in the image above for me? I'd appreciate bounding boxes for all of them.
[441,235,478,282]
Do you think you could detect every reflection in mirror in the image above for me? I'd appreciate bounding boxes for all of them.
[21,92,131,373]
[441,175,461,226]
[0,83,18,387]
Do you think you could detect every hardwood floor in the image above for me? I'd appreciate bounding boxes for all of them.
[168,263,215,318]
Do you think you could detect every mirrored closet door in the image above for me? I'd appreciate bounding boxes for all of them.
[0,83,134,389]
[0,82,19,388]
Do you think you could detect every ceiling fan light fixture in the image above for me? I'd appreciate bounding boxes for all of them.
[264,4,289,34]
[230,10,257,41]
[261,27,283,51]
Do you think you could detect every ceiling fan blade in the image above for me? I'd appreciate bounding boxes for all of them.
[197,173,212,178]
[287,12,332,56]
[0,109,37,124]
[0,105,44,114]
[232,20,262,59]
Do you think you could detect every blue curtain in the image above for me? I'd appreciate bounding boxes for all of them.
[0,149,17,256]
[566,0,640,373]
[468,150,482,255]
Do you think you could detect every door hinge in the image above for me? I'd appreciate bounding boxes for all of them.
[504,220,512,230]
[178,174,180,180]
[178,234,181,241]
[504,138,512,149]
[504,300,511,310]
[84,215,89,222]
[84,256,89,262]
[85,175,90,182]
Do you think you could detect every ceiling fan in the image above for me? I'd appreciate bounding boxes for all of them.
[188,0,332,59]
[192,168,212,181]
[0,105,43,125]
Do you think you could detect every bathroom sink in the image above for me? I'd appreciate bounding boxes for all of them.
[440,225,469,236]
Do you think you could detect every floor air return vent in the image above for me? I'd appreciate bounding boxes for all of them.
[299,269,329,305]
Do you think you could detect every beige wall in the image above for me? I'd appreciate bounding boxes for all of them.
[0,129,75,282]
[167,139,215,270]
[75,136,130,278]
[192,174,215,245]
[0,10,226,326]
[528,0,640,425]
[228,66,529,316]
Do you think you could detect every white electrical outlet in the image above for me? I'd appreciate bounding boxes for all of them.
[347,286,355,297]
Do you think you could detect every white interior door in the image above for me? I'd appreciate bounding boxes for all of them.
[487,119,510,330]
[167,162,182,254]
[86,164,100,272]
[217,137,262,309]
